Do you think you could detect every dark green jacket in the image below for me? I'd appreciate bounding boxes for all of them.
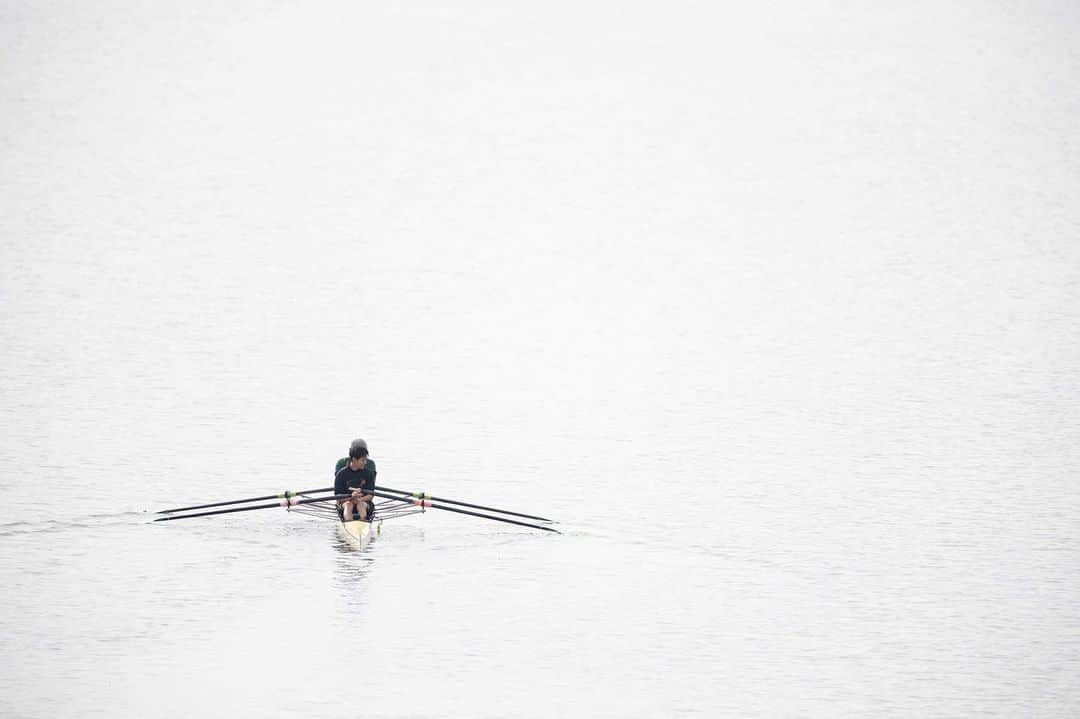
[334,458,377,495]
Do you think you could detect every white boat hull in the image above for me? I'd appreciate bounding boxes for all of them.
[340,519,380,546]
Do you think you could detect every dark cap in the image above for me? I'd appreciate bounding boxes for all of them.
[348,438,369,459]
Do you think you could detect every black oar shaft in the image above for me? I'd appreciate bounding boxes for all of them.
[155,494,347,522]
[375,485,554,523]
[158,487,334,514]
[371,490,559,533]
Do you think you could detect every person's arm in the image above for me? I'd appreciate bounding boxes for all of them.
[334,468,347,496]
[355,468,376,502]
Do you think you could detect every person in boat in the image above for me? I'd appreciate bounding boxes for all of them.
[334,438,377,522]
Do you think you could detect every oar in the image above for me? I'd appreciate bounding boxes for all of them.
[373,490,559,533]
[154,494,347,522]
[375,485,555,523]
[158,487,335,514]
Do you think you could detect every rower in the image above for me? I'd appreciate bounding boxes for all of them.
[335,438,377,522]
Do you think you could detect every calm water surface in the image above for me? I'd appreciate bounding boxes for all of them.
[2,1,1078,717]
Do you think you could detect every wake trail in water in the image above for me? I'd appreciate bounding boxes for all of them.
[0,510,155,536]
